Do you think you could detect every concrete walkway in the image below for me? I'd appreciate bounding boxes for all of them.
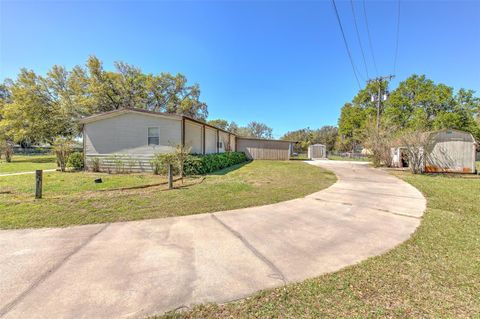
[0,161,426,319]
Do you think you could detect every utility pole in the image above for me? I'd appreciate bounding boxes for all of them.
[367,75,395,130]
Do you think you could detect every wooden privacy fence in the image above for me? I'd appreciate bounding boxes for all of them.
[236,137,292,160]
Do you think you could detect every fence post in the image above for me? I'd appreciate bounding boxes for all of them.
[35,170,42,199]
[168,164,173,189]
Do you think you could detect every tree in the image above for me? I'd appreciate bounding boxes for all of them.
[281,126,338,153]
[363,120,396,167]
[246,122,273,139]
[53,137,74,172]
[86,56,208,120]
[0,56,209,145]
[337,74,480,157]
[228,122,239,134]
[312,126,338,152]
[175,144,191,183]
[281,128,314,152]
[337,103,366,152]
[0,69,74,144]
[398,130,435,174]
[207,119,229,131]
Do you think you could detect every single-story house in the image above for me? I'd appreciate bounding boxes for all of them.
[391,129,478,173]
[79,108,294,171]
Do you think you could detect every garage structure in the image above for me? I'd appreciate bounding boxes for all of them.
[80,108,293,171]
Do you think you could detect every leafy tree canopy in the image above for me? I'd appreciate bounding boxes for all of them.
[337,74,480,151]
[207,118,274,139]
[281,126,338,152]
[0,56,208,144]
[207,119,230,131]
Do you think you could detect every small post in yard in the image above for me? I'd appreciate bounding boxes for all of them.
[35,170,42,199]
[168,164,173,189]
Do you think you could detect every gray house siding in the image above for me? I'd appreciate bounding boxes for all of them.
[205,127,217,154]
[219,131,230,152]
[84,112,182,171]
[184,120,203,154]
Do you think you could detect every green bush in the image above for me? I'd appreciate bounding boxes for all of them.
[90,157,101,172]
[184,152,247,175]
[67,152,84,170]
[150,153,179,175]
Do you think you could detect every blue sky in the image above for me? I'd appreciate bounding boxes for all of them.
[1,0,479,138]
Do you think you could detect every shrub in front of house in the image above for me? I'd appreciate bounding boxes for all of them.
[67,152,84,170]
[150,153,180,175]
[184,152,247,175]
[90,157,101,172]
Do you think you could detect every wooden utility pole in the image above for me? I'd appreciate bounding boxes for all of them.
[366,75,395,130]
[168,164,173,189]
[35,170,42,199]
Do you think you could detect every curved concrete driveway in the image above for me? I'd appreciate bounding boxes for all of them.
[0,161,425,319]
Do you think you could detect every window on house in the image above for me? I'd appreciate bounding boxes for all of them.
[148,127,160,145]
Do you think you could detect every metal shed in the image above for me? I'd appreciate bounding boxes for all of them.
[425,129,477,173]
[236,137,293,160]
[391,129,477,173]
[308,144,326,160]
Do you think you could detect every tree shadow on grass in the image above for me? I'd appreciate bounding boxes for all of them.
[208,161,251,176]
[12,156,56,164]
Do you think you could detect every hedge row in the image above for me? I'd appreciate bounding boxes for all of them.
[184,152,248,175]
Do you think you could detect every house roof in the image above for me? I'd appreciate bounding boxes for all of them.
[430,128,477,143]
[79,108,235,135]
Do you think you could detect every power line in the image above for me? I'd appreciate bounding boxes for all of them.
[331,0,362,90]
[362,0,378,76]
[393,0,401,75]
[350,0,369,79]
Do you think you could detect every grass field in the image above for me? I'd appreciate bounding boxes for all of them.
[0,154,57,174]
[158,171,480,319]
[0,160,335,229]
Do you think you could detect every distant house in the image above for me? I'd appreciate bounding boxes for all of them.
[79,108,293,171]
[391,129,478,173]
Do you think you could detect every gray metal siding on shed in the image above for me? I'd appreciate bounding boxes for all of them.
[237,138,291,160]
[425,130,476,173]
[425,130,477,173]
[308,144,326,159]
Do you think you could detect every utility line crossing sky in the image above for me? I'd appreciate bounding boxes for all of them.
[1,0,479,138]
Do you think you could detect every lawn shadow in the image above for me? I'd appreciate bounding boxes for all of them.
[208,161,251,176]
[12,156,56,164]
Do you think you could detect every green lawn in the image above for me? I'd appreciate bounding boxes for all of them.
[159,172,480,319]
[0,154,57,174]
[0,160,335,229]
